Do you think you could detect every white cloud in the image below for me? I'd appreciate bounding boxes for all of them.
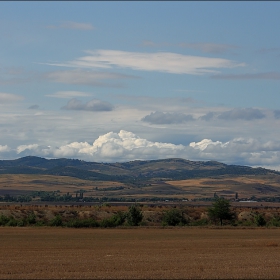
[48,49,245,75]
[0,92,24,103]
[190,139,225,151]
[0,145,10,153]
[7,130,280,170]
[46,91,92,99]
[17,144,39,154]
[47,21,94,30]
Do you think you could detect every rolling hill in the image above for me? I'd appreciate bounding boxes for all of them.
[0,156,280,202]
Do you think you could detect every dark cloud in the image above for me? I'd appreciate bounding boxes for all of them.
[200,112,215,121]
[179,42,238,54]
[218,108,265,121]
[62,98,114,112]
[274,110,280,119]
[141,111,194,125]
[28,105,39,110]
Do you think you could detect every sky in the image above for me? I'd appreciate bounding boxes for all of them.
[1,1,280,170]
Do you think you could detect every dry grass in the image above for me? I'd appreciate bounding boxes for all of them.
[1,227,280,279]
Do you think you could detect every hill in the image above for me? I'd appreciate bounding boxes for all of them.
[0,156,280,202]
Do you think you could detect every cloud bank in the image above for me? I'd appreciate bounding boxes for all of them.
[1,130,280,170]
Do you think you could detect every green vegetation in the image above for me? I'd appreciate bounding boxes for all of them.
[207,197,234,226]
[162,208,188,226]
[126,204,143,226]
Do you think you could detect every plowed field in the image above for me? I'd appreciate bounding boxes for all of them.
[1,227,280,279]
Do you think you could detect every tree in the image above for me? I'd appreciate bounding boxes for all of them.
[126,204,143,226]
[207,197,234,226]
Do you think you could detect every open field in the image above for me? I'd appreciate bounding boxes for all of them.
[1,227,280,279]
[2,173,280,202]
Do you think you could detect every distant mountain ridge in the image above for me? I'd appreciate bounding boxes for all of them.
[0,156,278,184]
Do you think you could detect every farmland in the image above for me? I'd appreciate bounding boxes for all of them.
[1,227,280,279]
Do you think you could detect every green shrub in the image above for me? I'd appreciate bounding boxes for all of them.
[126,204,143,226]
[189,218,209,226]
[26,212,37,225]
[6,217,18,227]
[267,217,280,227]
[100,211,126,228]
[255,214,266,227]
[66,218,99,228]
[49,215,63,227]
[162,208,188,226]
[0,215,10,226]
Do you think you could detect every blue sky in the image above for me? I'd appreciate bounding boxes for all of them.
[1,1,280,169]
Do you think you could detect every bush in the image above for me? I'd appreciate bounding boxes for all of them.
[162,208,188,226]
[267,216,280,227]
[66,218,99,228]
[26,212,37,225]
[49,215,63,227]
[255,214,266,227]
[126,204,143,226]
[0,215,10,226]
[100,212,126,228]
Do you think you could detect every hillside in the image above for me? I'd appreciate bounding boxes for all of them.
[0,156,280,203]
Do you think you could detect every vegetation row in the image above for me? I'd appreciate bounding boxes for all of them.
[1,198,280,228]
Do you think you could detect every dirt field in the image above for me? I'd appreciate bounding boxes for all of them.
[1,227,280,279]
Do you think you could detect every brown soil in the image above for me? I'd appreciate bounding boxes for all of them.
[1,227,280,279]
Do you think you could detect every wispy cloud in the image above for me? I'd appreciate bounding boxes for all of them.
[62,98,114,112]
[179,42,239,54]
[45,69,135,87]
[46,91,92,99]
[47,21,95,30]
[46,49,245,75]
[0,92,24,103]
[212,72,280,80]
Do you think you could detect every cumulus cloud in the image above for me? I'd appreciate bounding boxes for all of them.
[212,72,280,80]
[217,108,265,121]
[10,130,280,169]
[61,98,114,112]
[0,145,10,153]
[179,42,238,54]
[47,49,245,75]
[47,21,94,30]
[141,111,194,124]
[45,69,135,87]
[46,91,91,99]
[0,92,24,103]
[17,144,39,154]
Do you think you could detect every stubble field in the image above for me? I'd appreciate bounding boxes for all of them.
[1,227,280,279]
